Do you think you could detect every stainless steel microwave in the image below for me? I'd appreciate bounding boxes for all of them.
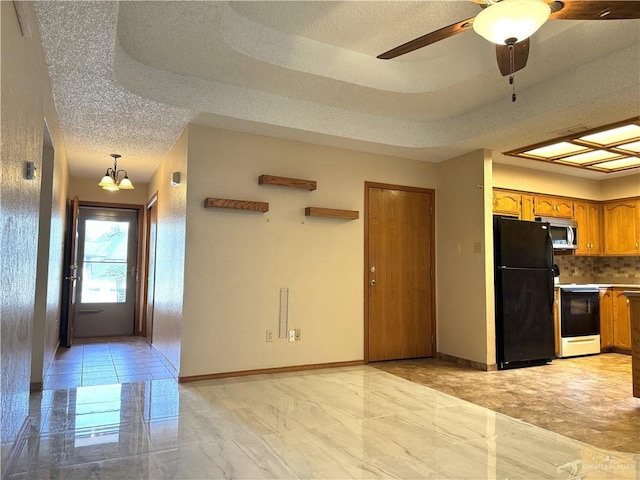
[536,217,578,250]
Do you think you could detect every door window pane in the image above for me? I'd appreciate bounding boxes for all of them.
[81,220,129,303]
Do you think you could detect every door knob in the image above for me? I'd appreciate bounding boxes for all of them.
[65,276,77,281]
[370,279,376,286]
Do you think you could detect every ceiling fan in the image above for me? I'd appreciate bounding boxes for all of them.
[378,0,640,99]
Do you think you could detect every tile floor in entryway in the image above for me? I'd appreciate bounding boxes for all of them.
[43,336,173,389]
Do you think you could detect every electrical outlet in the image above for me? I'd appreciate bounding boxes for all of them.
[295,328,301,341]
[288,329,296,342]
[266,330,273,342]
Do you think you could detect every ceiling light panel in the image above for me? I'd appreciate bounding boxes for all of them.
[616,140,640,154]
[579,124,640,146]
[593,157,640,171]
[556,149,623,165]
[504,117,640,174]
[523,142,589,159]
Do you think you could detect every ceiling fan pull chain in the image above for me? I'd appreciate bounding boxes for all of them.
[508,40,516,103]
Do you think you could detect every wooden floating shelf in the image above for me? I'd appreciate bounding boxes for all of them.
[204,197,269,213]
[259,174,317,191]
[305,207,359,220]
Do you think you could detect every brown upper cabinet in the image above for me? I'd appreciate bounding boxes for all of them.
[492,190,521,217]
[492,189,640,256]
[492,189,535,220]
[573,201,602,256]
[603,199,640,255]
[533,195,573,219]
[520,194,535,221]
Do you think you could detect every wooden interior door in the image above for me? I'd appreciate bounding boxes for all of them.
[365,183,435,362]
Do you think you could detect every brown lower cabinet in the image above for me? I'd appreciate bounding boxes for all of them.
[600,287,636,352]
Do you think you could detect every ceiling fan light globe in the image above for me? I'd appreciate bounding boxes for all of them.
[473,0,550,45]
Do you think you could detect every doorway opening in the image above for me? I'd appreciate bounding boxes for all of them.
[62,201,145,342]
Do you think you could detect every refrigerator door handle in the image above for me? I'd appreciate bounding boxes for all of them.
[548,269,555,314]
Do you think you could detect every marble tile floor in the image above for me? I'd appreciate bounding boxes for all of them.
[44,337,173,390]
[11,366,640,479]
[375,353,640,454]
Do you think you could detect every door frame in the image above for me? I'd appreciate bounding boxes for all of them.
[363,182,437,363]
[142,192,158,341]
[77,200,145,336]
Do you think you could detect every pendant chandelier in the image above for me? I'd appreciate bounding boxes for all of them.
[97,153,134,191]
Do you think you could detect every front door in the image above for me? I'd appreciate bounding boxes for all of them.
[365,183,435,362]
[74,206,138,337]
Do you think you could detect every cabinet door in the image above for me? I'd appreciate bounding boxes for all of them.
[493,190,521,217]
[534,195,573,218]
[613,288,632,350]
[573,201,589,255]
[599,288,613,349]
[603,200,639,255]
[587,203,602,255]
[534,196,556,217]
[554,199,573,219]
[574,201,603,256]
[521,195,535,221]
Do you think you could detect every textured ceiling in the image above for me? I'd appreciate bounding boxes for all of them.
[32,1,640,182]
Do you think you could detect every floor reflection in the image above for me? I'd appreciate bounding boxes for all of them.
[12,368,639,479]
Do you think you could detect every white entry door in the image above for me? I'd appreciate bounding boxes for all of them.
[74,207,138,337]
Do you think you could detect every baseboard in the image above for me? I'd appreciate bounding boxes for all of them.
[437,352,497,372]
[600,347,631,355]
[150,344,179,379]
[179,360,364,383]
[2,416,31,480]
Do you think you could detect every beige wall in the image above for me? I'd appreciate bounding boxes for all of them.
[436,150,494,366]
[178,126,438,377]
[601,174,640,200]
[69,177,149,205]
[1,1,69,468]
[147,129,189,375]
[493,163,640,202]
[492,163,602,200]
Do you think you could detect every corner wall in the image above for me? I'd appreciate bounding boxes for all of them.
[146,129,188,375]
[436,150,494,367]
[179,126,438,377]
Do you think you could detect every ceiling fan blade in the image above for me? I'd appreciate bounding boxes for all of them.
[550,1,640,20]
[496,40,530,77]
[377,17,475,59]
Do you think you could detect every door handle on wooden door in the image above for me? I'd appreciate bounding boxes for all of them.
[370,279,376,286]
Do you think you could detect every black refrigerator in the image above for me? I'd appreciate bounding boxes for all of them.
[494,217,555,370]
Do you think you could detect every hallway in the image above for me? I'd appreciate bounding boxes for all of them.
[44,337,173,390]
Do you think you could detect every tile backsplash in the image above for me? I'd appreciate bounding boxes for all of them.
[555,255,640,285]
